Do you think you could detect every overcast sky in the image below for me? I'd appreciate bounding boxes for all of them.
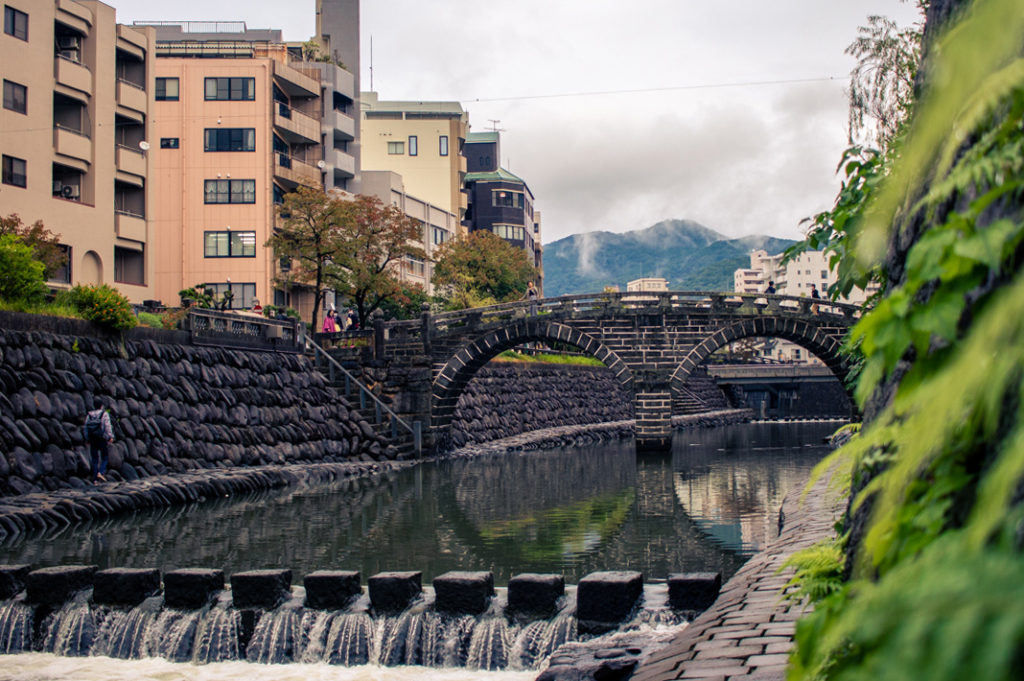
[110,0,922,245]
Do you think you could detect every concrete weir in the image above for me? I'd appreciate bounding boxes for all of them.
[0,562,723,671]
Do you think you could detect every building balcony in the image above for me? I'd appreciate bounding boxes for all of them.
[115,145,146,182]
[273,61,319,98]
[56,0,92,34]
[323,146,355,178]
[322,108,355,140]
[115,211,146,242]
[55,57,92,98]
[116,25,147,59]
[273,103,319,144]
[273,153,320,189]
[116,79,147,116]
[54,126,92,164]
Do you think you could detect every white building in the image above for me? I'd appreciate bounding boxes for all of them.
[627,277,669,292]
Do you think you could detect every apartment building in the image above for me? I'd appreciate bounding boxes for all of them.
[627,277,669,292]
[360,92,468,234]
[0,0,154,301]
[463,130,543,290]
[315,0,360,193]
[147,22,347,318]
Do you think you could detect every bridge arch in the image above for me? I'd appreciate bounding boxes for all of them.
[431,319,635,433]
[669,316,852,401]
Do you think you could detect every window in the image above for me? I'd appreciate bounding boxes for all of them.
[4,6,27,41]
[3,79,25,114]
[821,270,828,279]
[432,227,449,246]
[492,224,525,240]
[387,141,404,155]
[403,256,425,277]
[408,135,418,156]
[51,245,71,284]
[206,282,256,310]
[160,137,179,149]
[155,77,178,101]
[205,77,255,101]
[439,135,449,156]
[2,154,25,187]
[204,179,256,204]
[204,230,256,257]
[492,190,525,208]
[114,247,144,285]
[204,128,255,152]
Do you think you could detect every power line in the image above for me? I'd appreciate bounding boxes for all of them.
[466,76,843,103]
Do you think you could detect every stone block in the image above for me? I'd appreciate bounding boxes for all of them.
[432,571,494,615]
[368,571,421,613]
[669,572,722,612]
[164,568,224,609]
[230,569,292,610]
[507,573,564,619]
[0,564,31,600]
[303,570,361,610]
[25,565,97,605]
[93,567,161,606]
[576,570,643,634]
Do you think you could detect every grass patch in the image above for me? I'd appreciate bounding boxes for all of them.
[495,350,605,367]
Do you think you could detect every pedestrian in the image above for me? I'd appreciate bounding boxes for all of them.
[348,308,359,330]
[810,284,821,314]
[524,281,539,316]
[765,281,776,295]
[322,306,337,334]
[333,307,345,332]
[83,404,113,484]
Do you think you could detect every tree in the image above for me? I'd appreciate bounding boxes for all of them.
[329,194,426,327]
[0,234,47,304]
[432,230,538,310]
[0,213,66,279]
[267,186,349,330]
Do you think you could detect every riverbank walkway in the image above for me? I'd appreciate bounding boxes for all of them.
[631,462,845,681]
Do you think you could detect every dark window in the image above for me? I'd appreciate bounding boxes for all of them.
[206,282,256,309]
[492,190,525,208]
[155,77,179,101]
[204,179,256,204]
[3,79,25,114]
[4,6,27,41]
[159,137,179,149]
[204,128,256,152]
[114,246,144,285]
[2,154,26,187]
[204,77,255,101]
[51,244,71,284]
[439,135,449,156]
[432,227,449,245]
[204,230,256,257]
[408,135,418,156]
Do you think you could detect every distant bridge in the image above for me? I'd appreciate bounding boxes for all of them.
[370,291,860,451]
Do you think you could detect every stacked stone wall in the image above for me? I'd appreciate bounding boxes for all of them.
[0,312,391,497]
[449,362,633,448]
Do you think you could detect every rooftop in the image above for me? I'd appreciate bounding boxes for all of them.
[465,167,526,184]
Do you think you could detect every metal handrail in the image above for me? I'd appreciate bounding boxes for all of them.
[305,336,422,455]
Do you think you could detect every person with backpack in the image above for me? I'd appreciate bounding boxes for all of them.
[83,405,113,484]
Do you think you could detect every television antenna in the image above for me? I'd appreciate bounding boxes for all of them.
[487,119,506,132]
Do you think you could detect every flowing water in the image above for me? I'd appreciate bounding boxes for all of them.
[0,421,840,679]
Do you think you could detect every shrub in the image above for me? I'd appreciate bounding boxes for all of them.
[64,284,137,331]
[136,311,164,328]
[0,234,47,304]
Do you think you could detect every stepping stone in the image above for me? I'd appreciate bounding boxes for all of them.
[669,572,722,612]
[0,564,30,600]
[576,570,643,634]
[433,571,494,615]
[507,573,564,619]
[164,568,224,609]
[368,571,421,613]
[230,569,292,610]
[93,567,161,606]
[25,565,97,605]
[303,570,361,610]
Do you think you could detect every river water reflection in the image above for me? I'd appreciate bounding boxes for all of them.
[0,422,838,584]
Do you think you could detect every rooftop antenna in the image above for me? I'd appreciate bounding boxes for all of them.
[487,119,506,132]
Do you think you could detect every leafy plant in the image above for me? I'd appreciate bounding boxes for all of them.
[0,234,48,304]
[781,539,846,605]
[432,230,538,310]
[0,213,66,279]
[62,284,137,331]
[136,311,164,328]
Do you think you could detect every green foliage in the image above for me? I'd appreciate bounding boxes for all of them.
[0,213,66,279]
[62,284,137,331]
[432,230,537,310]
[136,311,164,328]
[0,234,48,304]
[178,284,232,310]
[377,283,429,320]
[495,350,606,367]
[781,539,846,605]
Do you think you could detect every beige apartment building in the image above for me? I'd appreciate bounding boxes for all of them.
[360,92,468,235]
[148,24,329,316]
[0,0,154,301]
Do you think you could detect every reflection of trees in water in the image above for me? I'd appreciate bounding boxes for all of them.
[0,423,835,585]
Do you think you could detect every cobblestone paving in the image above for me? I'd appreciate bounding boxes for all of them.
[631,465,845,681]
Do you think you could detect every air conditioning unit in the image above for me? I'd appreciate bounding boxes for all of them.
[61,185,80,199]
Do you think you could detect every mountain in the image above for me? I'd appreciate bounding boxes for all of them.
[541,219,796,296]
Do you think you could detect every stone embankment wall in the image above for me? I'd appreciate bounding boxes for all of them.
[0,312,392,497]
[448,363,634,448]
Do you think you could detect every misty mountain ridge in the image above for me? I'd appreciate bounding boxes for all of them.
[542,219,796,296]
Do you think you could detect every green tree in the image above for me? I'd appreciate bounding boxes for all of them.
[0,213,66,279]
[432,230,538,310]
[0,234,47,304]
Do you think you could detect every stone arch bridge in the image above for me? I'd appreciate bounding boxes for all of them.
[371,291,860,451]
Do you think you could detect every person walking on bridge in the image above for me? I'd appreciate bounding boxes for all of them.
[524,281,539,316]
